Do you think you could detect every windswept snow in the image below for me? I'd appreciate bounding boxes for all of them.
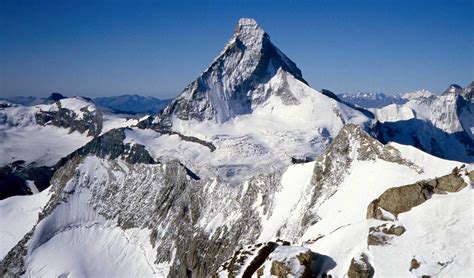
[258,162,315,242]
[0,125,91,167]
[0,187,51,259]
[371,187,473,276]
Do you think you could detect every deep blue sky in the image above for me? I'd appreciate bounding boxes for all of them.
[1,0,472,98]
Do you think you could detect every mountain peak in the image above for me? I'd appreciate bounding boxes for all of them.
[237,18,257,27]
[232,18,265,47]
[443,84,463,95]
[161,18,306,123]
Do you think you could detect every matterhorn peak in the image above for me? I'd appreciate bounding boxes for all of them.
[228,18,267,51]
[161,17,306,123]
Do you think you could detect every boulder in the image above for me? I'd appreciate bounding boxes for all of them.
[367,168,468,219]
[347,253,374,278]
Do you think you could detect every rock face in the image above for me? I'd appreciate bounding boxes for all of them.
[161,18,306,123]
[35,98,103,137]
[69,128,156,164]
[0,161,54,199]
[461,81,474,101]
[347,253,375,278]
[213,242,280,277]
[367,167,469,219]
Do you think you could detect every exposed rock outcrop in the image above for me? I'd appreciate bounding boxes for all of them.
[368,223,406,246]
[70,128,156,164]
[347,253,375,278]
[367,167,470,220]
[35,99,103,137]
[214,243,313,278]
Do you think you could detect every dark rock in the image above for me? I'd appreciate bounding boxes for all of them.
[35,100,103,137]
[70,128,156,164]
[410,258,421,271]
[347,253,374,278]
[45,93,66,102]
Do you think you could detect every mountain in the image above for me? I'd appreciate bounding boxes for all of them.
[143,18,373,184]
[0,96,142,199]
[337,92,407,108]
[161,18,308,123]
[373,82,474,162]
[0,93,67,106]
[94,94,171,114]
[1,124,471,277]
[0,96,43,106]
[0,18,473,277]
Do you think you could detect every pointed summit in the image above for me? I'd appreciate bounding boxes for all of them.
[442,84,463,95]
[161,18,307,123]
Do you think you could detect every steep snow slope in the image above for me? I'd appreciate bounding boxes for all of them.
[0,187,51,260]
[127,70,371,184]
[370,188,473,276]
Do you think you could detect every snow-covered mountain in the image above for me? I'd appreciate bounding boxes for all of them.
[373,83,473,162]
[0,97,141,199]
[94,94,171,114]
[161,18,309,123]
[0,18,473,278]
[1,124,471,277]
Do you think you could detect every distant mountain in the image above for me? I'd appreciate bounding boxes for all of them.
[337,92,407,108]
[373,83,474,162]
[94,94,171,114]
[0,96,42,106]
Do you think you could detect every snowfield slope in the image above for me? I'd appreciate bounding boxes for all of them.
[1,124,471,277]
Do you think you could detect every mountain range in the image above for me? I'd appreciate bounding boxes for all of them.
[0,18,472,277]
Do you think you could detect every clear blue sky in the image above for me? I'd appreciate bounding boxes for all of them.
[1,0,472,98]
